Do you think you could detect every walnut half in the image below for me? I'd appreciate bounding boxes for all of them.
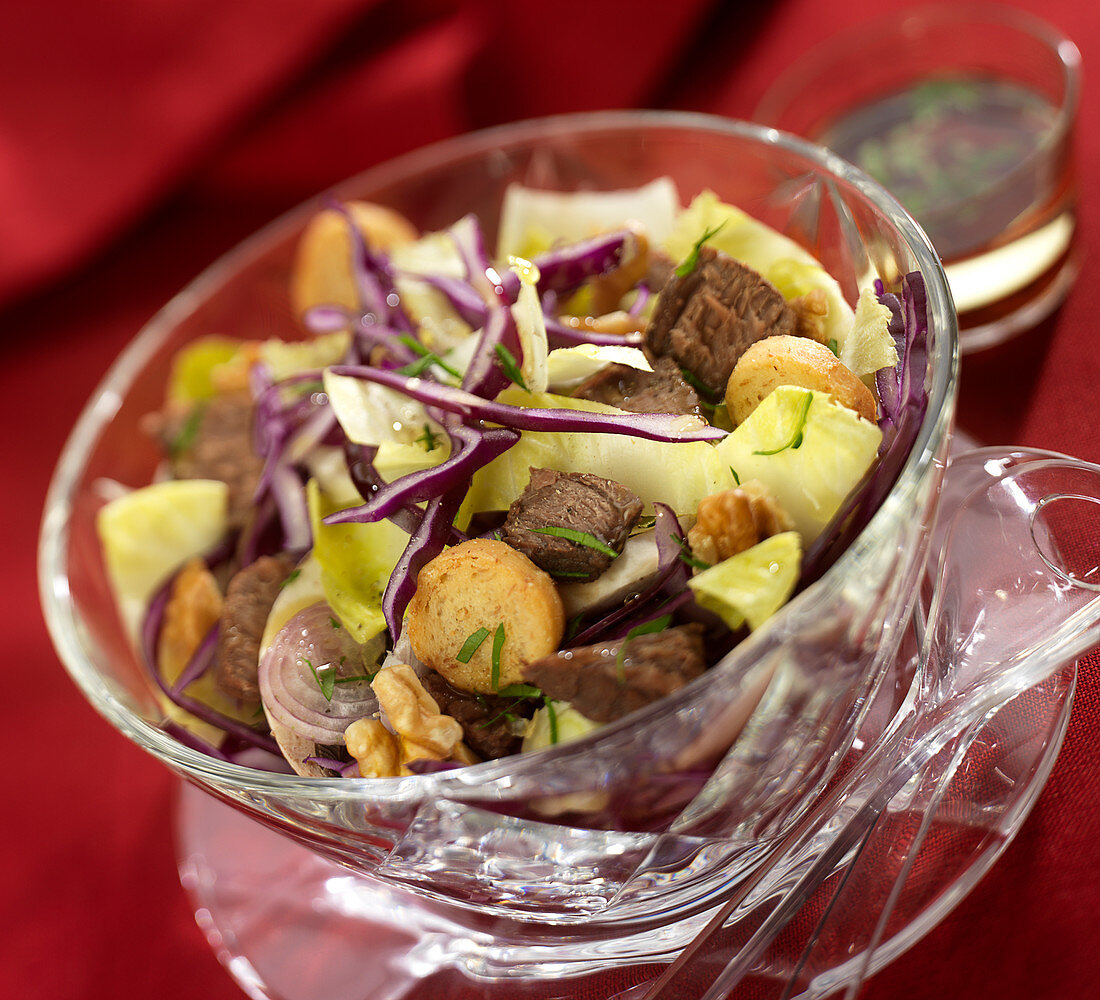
[688,481,795,568]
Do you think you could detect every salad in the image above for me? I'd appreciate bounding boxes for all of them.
[97,178,927,780]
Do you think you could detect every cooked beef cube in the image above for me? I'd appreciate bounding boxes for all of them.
[643,251,676,295]
[156,392,265,531]
[419,670,537,759]
[502,468,643,581]
[573,356,701,415]
[645,246,796,396]
[522,624,706,723]
[214,553,296,703]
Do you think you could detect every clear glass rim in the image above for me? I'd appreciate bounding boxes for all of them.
[38,109,959,801]
[753,2,1082,147]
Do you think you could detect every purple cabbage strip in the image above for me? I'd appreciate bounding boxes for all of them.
[800,271,930,586]
[408,271,493,327]
[141,579,280,755]
[382,484,468,641]
[450,214,511,303]
[530,229,636,297]
[335,202,416,336]
[325,424,520,525]
[543,313,644,348]
[327,363,726,443]
[570,507,692,646]
[343,441,468,545]
[303,755,360,776]
[171,622,219,694]
[460,303,520,400]
[162,721,235,763]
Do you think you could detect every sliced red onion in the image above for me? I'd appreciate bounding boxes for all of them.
[328,364,726,443]
[258,602,379,746]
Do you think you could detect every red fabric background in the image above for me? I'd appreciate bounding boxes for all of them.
[6,0,1097,996]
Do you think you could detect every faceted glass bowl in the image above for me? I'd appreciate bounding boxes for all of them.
[39,111,957,962]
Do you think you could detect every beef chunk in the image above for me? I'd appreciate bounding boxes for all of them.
[155,392,265,531]
[502,468,643,581]
[214,553,296,703]
[419,670,537,760]
[643,251,676,296]
[645,246,796,396]
[522,624,706,723]
[573,356,700,415]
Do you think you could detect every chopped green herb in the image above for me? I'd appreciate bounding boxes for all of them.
[550,569,592,579]
[674,221,727,278]
[827,338,839,357]
[729,466,741,486]
[545,699,559,745]
[329,616,342,629]
[497,683,542,699]
[304,658,336,702]
[678,365,718,401]
[280,568,301,589]
[395,334,463,379]
[674,533,711,570]
[456,627,490,663]
[491,623,506,690]
[616,613,674,681]
[530,525,619,558]
[494,343,528,391]
[415,423,440,452]
[753,391,813,455]
[565,614,585,644]
[169,404,206,459]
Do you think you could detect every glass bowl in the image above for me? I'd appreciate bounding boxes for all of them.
[39,111,958,984]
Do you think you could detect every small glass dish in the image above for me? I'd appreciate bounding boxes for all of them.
[41,111,962,994]
[754,3,1082,354]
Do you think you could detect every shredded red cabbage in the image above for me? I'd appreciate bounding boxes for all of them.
[327,363,725,442]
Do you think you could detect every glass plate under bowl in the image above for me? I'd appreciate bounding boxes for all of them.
[40,111,958,988]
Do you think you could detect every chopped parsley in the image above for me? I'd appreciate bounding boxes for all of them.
[674,221,727,277]
[827,338,839,357]
[491,623,506,690]
[394,334,463,380]
[729,466,741,486]
[415,423,440,452]
[456,627,490,663]
[530,525,619,558]
[673,533,711,571]
[169,404,205,459]
[329,616,342,629]
[493,343,528,391]
[545,698,559,745]
[753,391,814,455]
[280,568,301,589]
[497,683,542,699]
[305,657,336,702]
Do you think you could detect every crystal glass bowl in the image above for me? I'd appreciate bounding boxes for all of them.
[39,111,957,979]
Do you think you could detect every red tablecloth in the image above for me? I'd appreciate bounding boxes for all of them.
[7,1,1098,997]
